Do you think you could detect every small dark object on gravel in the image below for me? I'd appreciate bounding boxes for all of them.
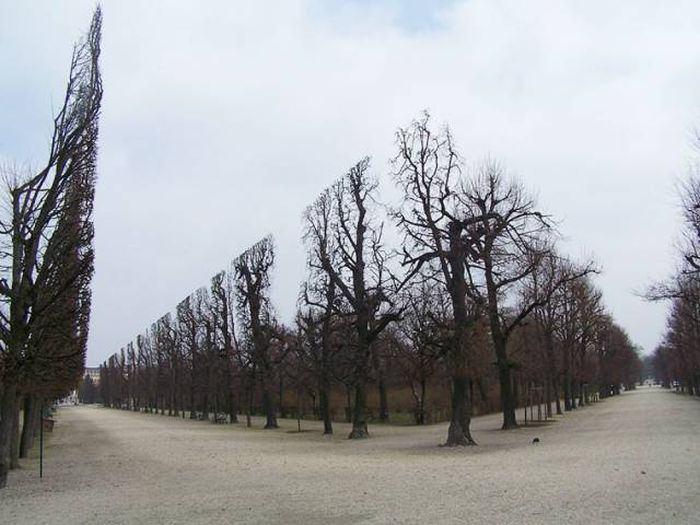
[641,470,646,475]
[532,438,540,444]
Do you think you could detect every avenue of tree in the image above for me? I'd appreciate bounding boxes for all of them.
[0,7,646,492]
[96,113,642,447]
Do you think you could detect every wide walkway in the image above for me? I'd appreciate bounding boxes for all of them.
[2,387,698,524]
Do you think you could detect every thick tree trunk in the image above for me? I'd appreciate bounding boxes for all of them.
[348,381,369,439]
[444,221,476,446]
[497,360,518,429]
[262,387,278,429]
[348,337,371,439]
[0,381,18,488]
[445,374,476,446]
[19,395,35,458]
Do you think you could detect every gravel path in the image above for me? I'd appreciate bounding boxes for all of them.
[2,386,698,524]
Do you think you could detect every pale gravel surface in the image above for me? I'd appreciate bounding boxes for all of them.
[2,387,698,524]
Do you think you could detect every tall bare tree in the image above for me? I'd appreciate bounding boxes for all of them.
[311,159,401,439]
[301,188,341,434]
[234,236,281,429]
[392,113,481,445]
[210,270,240,423]
[0,8,102,487]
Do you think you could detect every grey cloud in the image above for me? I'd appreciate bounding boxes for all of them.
[1,0,695,363]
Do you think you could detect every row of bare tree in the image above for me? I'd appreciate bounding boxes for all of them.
[0,9,102,488]
[97,113,642,446]
[648,172,700,392]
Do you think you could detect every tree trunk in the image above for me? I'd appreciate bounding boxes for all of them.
[445,373,476,446]
[554,379,562,415]
[10,398,21,469]
[497,359,518,429]
[245,377,253,428]
[345,386,352,423]
[278,376,286,419]
[348,336,371,439]
[319,382,332,435]
[378,371,389,423]
[228,392,238,424]
[189,378,197,419]
[545,335,560,416]
[262,386,278,429]
[0,381,18,488]
[417,379,427,425]
[201,392,209,422]
[564,373,572,411]
[348,381,369,439]
[444,221,476,446]
[19,395,35,458]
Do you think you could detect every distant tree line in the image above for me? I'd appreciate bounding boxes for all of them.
[0,9,102,488]
[99,114,642,446]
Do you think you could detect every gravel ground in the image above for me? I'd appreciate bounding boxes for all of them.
[2,386,698,524]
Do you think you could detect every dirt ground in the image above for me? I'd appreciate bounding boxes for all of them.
[2,386,698,524]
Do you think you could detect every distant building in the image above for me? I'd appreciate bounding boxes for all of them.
[84,366,101,385]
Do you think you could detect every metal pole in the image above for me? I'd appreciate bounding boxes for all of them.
[39,402,43,479]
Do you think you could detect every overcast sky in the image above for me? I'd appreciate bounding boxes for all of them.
[2,0,697,365]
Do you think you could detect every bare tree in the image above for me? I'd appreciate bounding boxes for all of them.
[234,236,281,429]
[0,7,102,487]
[457,163,595,429]
[649,275,700,394]
[392,113,480,445]
[527,253,566,415]
[177,294,206,419]
[676,172,700,273]
[301,188,341,434]
[210,270,240,423]
[311,159,401,439]
[644,167,700,393]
